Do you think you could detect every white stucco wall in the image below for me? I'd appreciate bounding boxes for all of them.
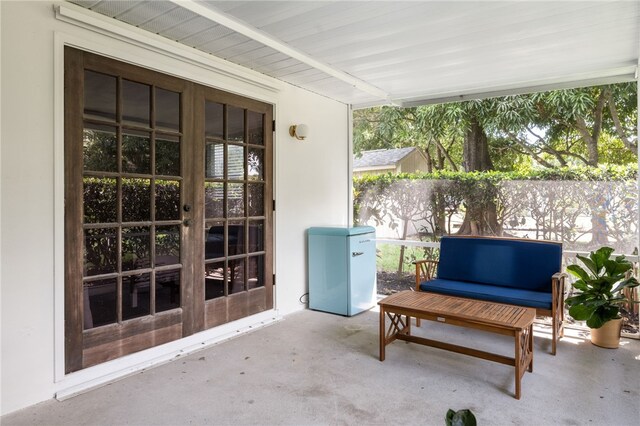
[0,1,350,415]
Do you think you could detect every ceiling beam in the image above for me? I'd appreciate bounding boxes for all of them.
[396,67,637,108]
[170,0,391,103]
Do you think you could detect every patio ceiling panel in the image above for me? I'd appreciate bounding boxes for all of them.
[77,0,142,17]
[259,2,507,57]
[154,16,217,42]
[317,3,567,64]
[252,2,416,44]
[227,45,283,62]
[302,78,384,106]
[226,47,291,72]
[233,51,291,71]
[67,1,640,108]
[198,32,252,54]
[268,62,317,78]
[210,39,267,60]
[257,56,308,74]
[280,70,332,85]
[209,1,341,31]
[112,1,178,27]
[138,7,206,36]
[330,5,632,73]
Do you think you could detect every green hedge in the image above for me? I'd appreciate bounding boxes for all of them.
[354,164,638,190]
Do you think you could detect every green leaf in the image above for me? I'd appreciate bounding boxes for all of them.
[565,294,589,307]
[570,279,589,292]
[590,278,613,293]
[446,409,477,426]
[446,409,455,426]
[577,255,599,276]
[567,264,590,281]
[611,278,639,294]
[586,305,617,329]
[604,259,631,276]
[569,304,596,321]
[591,247,614,270]
[586,314,607,329]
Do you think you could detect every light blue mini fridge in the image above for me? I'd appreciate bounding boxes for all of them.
[307,226,376,316]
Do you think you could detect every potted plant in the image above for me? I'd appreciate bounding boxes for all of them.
[565,247,639,348]
[445,409,477,426]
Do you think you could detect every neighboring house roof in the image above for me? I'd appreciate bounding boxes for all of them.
[353,147,418,169]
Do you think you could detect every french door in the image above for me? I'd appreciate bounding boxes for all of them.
[64,47,273,373]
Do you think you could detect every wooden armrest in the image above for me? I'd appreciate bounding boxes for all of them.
[552,272,568,282]
[551,271,568,312]
[551,272,567,293]
[414,259,439,291]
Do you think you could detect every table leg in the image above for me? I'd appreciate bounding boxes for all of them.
[379,306,385,362]
[515,329,522,400]
[528,324,534,373]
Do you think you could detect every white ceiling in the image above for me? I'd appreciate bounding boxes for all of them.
[69,1,640,107]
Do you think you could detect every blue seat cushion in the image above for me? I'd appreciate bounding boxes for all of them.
[419,278,552,310]
[437,236,562,292]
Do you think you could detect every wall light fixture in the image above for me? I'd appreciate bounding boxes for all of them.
[289,124,309,141]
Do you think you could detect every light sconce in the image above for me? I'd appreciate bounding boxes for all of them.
[289,124,309,141]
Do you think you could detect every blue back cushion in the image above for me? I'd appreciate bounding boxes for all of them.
[437,237,562,292]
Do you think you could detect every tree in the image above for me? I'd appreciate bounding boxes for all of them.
[355,100,505,235]
[487,83,638,168]
[354,83,637,171]
[353,106,458,172]
[487,83,638,244]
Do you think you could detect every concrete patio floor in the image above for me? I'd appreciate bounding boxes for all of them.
[3,307,639,425]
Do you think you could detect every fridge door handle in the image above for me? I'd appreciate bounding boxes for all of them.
[352,251,364,257]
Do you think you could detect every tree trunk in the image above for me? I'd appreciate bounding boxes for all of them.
[430,190,447,238]
[457,117,502,235]
[435,138,458,171]
[463,118,494,172]
[605,90,638,151]
[575,89,607,167]
[590,212,609,246]
[397,218,409,278]
[436,143,445,169]
[457,200,501,236]
[458,116,500,236]
[424,147,433,173]
[589,192,609,246]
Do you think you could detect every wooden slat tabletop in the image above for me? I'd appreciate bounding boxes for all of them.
[379,291,535,330]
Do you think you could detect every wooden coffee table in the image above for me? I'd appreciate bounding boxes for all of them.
[379,291,535,399]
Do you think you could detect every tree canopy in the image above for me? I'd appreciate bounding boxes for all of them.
[353,82,638,172]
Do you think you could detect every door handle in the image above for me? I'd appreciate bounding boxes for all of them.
[352,252,364,257]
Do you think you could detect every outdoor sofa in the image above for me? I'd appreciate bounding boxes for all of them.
[414,236,567,354]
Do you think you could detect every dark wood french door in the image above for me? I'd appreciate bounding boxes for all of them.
[64,47,273,373]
